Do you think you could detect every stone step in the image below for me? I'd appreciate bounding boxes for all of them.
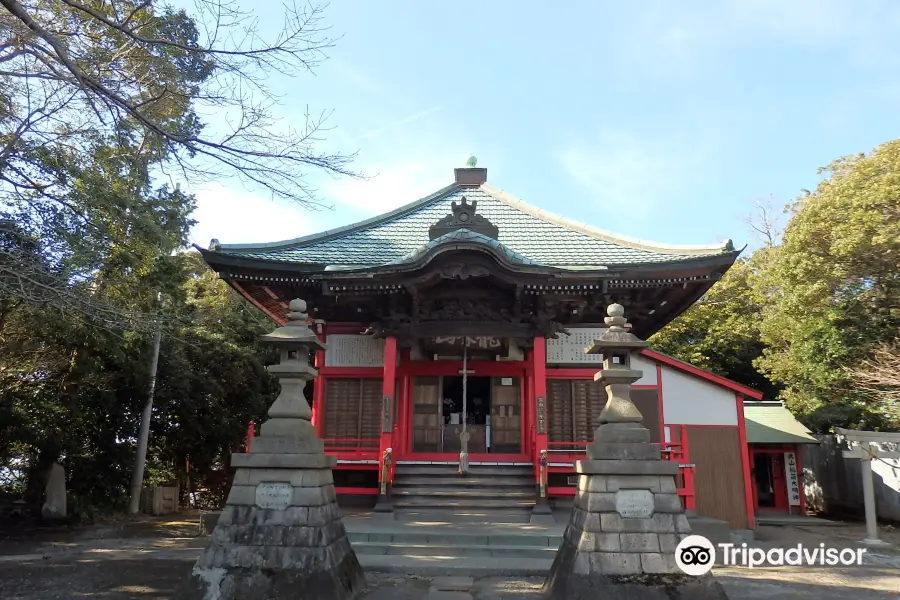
[394,497,535,509]
[352,541,557,559]
[393,476,534,487]
[392,488,534,499]
[394,509,534,524]
[348,530,563,547]
[357,553,552,576]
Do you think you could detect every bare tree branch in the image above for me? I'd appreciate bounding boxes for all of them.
[848,342,900,428]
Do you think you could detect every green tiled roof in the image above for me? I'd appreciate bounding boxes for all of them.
[213,184,736,268]
[744,402,819,445]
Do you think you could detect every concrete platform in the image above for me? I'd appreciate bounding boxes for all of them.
[756,513,848,527]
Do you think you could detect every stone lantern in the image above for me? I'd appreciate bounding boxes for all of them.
[588,303,650,435]
[257,298,324,440]
[543,303,728,600]
[184,299,366,600]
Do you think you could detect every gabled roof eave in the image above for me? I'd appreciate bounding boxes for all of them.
[212,182,461,253]
[480,183,737,257]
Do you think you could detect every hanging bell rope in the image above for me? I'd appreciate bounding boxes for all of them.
[459,344,469,475]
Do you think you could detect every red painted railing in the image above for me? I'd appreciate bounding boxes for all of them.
[324,438,379,456]
[544,431,696,510]
[662,425,696,511]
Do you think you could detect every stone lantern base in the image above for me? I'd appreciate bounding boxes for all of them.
[543,423,728,599]
[180,437,365,600]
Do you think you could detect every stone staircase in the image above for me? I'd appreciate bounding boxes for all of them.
[390,463,537,524]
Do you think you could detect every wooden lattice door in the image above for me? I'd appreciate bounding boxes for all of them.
[322,378,382,450]
[411,376,441,452]
[547,379,604,448]
[490,377,521,453]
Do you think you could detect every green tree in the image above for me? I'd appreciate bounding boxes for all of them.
[0,1,356,330]
[755,140,900,431]
[650,254,778,398]
[0,251,277,515]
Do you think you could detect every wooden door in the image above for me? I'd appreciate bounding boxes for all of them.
[490,377,521,453]
[322,378,382,449]
[411,376,441,452]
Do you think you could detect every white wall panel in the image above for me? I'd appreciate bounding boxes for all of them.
[546,328,605,364]
[660,365,737,426]
[324,335,384,367]
[631,355,657,386]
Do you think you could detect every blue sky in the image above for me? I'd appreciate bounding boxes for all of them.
[188,0,900,252]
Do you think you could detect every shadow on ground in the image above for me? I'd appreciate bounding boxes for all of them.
[0,556,898,600]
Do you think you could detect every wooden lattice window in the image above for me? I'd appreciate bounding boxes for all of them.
[322,378,383,441]
[547,379,605,444]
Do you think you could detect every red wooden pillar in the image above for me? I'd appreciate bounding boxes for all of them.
[735,394,756,529]
[532,336,548,483]
[376,337,398,508]
[523,364,534,457]
[312,346,326,438]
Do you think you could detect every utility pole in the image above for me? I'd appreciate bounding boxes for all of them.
[128,319,163,514]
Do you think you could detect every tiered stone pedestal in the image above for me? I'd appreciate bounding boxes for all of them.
[543,423,728,599]
[182,436,365,600]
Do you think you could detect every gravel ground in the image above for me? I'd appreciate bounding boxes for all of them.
[0,515,897,600]
[0,556,897,600]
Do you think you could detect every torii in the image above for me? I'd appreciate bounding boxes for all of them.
[837,427,900,546]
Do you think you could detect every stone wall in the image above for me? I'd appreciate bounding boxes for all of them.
[802,434,900,523]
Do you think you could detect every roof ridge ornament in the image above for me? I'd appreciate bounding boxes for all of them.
[428,196,499,240]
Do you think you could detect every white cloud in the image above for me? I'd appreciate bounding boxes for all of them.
[358,106,442,140]
[613,0,900,76]
[188,182,323,247]
[323,149,471,216]
[558,131,694,218]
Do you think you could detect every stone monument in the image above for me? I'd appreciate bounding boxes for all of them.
[183,299,366,600]
[543,304,728,599]
[41,462,67,520]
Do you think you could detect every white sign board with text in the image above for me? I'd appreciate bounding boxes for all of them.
[784,452,801,506]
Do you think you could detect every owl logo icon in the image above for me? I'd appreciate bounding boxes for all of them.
[675,535,716,576]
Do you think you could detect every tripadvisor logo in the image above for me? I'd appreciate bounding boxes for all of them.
[675,535,716,576]
[675,535,868,575]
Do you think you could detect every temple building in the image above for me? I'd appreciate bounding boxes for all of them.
[199,160,804,532]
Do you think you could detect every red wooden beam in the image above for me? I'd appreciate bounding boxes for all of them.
[334,487,378,495]
[641,349,764,399]
[319,367,384,378]
[325,323,369,335]
[399,361,526,377]
[656,364,666,444]
[533,336,548,483]
[380,336,398,485]
[230,280,286,325]
[736,394,757,529]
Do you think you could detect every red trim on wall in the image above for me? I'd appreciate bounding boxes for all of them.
[669,423,739,428]
[231,280,286,325]
[334,487,378,495]
[736,394,756,529]
[319,367,383,377]
[397,452,528,462]
[656,364,666,445]
[641,349,764,400]
[333,462,378,470]
[398,361,527,377]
